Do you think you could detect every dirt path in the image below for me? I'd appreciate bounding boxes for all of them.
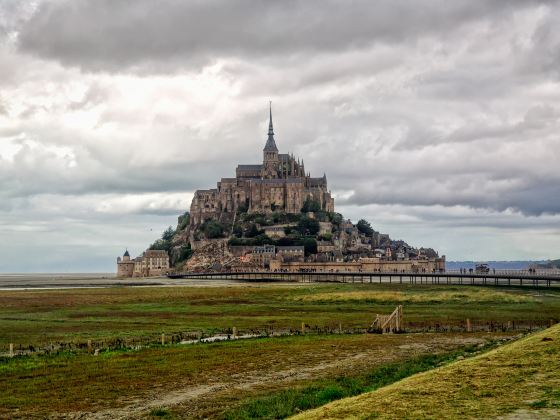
[62,334,509,419]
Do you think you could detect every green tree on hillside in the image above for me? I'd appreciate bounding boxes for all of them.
[177,243,193,263]
[297,216,320,235]
[149,226,174,253]
[232,224,243,238]
[299,237,318,256]
[329,212,343,226]
[200,220,225,239]
[245,223,263,238]
[236,203,248,214]
[301,197,321,213]
[356,219,374,237]
[176,212,190,231]
[162,226,175,241]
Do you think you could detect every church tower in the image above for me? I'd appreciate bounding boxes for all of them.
[262,102,279,179]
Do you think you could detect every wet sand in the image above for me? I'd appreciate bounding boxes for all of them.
[0,273,255,290]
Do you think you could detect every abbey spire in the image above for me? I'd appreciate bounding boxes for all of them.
[263,101,278,153]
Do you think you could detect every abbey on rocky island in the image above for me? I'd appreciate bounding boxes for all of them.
[189,104,335,227]
[117,103,446,277]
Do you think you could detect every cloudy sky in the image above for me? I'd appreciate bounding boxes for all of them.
[1,0,560,272]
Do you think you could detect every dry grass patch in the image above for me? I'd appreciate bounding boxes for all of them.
[293,324,560,419]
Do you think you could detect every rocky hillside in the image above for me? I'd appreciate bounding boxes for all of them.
[145,200,441,272]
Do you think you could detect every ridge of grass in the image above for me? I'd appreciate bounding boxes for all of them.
[221,340,502,419]
[292,324,560,419]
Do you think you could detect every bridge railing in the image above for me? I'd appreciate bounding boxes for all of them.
[445,269,560,277]
[169,270,560,287]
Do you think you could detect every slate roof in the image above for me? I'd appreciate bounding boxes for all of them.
[237,164,262,171]
[308,177,326,186]
[251,178,304,184]
[277,246,305,252]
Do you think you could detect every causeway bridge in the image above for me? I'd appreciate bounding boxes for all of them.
[169,270,560,288]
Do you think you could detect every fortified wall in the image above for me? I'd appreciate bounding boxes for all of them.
[269,257,446,273]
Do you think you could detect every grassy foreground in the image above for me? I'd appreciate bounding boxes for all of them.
[292,324,560,419]
[1,283,559,348]
[0,332,510,418]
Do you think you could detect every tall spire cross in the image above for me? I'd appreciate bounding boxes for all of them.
[268,100,274,136]
[263,100,278,152]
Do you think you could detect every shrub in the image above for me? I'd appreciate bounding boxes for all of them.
[319,233,333,241]
[236,203,248,214]
[177,244,193,262]
[176,212,190,231]
[245,223,263,238]
[200,219,225,239]
[301,197,321,213]
[297,216,320,235]
[329,212,343,226]
[232,224,243,238]
[298,237,317,256]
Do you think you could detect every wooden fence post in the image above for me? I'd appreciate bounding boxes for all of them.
[87,339,92,354]
[9,343,14,358]
[466,318,472,332]
[339,322,342,334]
[301,322,305,335]
[232,327,238,338]
[161,333,165,345]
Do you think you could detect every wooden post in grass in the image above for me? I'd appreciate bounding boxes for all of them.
[9,343,14,358]
[87,339,92,354]
[161,334,165,346]
[232,327,238,338]
[466,319,472,332]
[339,322,342,334]
[301,322,305,335]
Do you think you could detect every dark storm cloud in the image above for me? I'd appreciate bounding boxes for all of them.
[17,0,543,71]
[0,142,230,199]
[341,178,560,217]
[0,0,35,38]
[2,0,560,268]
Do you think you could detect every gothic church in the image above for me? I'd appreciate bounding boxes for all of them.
[190,104,335,226]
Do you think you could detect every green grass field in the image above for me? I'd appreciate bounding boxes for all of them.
[1,282,559,418]
[1,283,558,348]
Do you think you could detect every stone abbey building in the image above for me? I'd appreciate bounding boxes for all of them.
[189,104,335,227]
